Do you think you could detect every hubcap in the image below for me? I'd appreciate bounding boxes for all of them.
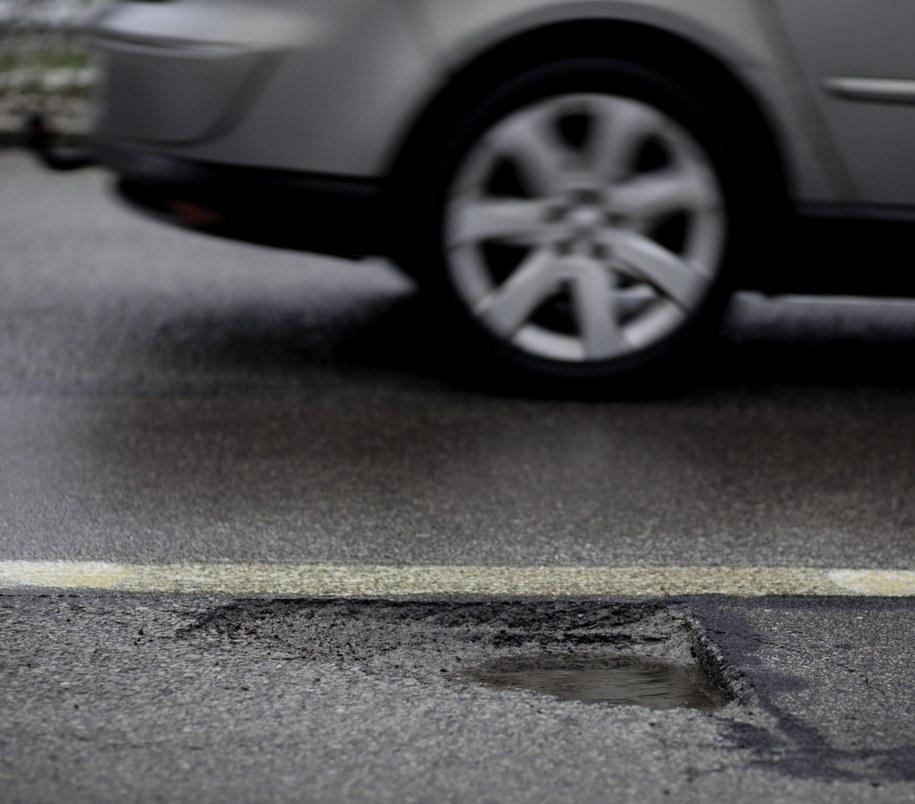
[445,94,725,363]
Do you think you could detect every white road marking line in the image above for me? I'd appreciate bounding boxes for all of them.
[0,562,912,597]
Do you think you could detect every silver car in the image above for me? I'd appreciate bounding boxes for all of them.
[87,0,915,384]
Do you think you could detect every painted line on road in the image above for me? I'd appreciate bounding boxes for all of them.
[0,562,912,597]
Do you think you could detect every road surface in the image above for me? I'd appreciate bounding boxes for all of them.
[0,152,912,802]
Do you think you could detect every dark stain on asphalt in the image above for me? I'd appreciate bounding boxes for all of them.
[692,596,915,784]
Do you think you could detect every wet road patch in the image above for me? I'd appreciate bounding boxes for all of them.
[469,654,727,710]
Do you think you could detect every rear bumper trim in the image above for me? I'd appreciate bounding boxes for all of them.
[100,144,384,258]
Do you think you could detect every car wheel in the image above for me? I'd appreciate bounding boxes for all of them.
[402,58,745,386]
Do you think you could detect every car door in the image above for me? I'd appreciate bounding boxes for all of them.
[774,0,915,206]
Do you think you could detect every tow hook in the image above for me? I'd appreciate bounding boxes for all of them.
[25,113,98,171]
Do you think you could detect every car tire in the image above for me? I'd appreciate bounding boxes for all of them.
[397,57,755,388]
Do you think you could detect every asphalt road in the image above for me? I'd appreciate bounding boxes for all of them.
[0,151,913,802]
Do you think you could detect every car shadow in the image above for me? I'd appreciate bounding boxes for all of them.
[695,293,915,408]
[69,274,915,562]
[140,279,915,407]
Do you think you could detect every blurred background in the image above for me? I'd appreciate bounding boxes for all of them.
[0,0,101,143]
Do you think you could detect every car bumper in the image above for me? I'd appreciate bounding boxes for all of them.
[99,143,384,258]
[88,0,435,177]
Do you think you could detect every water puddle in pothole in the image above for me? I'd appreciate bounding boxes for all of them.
[468,655,727,710]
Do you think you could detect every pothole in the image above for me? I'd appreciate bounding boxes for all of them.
[180,600,735,708]
[468,654,728,710]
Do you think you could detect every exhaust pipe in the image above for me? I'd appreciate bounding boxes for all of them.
[25,113,98,171]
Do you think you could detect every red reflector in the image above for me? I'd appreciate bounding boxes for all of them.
[168,200,223,226]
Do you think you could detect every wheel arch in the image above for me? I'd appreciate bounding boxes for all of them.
[386,18,789,211]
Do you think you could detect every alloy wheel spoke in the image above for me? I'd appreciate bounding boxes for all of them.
[588,97,661,183]
[607,230,707,308]
[475,247,561,337]
[448,198,549,247]
[611,167,716,222]
[491,108,569,196]
[569,259,628,358]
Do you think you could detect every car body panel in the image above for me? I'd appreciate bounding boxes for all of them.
[95,41,263,144]
[92,0,435,176]
[399,0,849,201]
[86,0,915,209]
[90,0,854,202]
[773,0,915,205]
